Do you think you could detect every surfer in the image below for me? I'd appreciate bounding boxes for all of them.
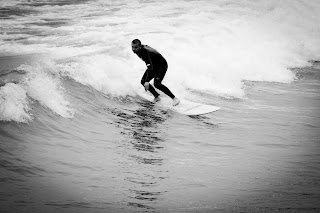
[131,39,180,106]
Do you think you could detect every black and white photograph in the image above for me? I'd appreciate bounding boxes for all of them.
[1,0,319,212]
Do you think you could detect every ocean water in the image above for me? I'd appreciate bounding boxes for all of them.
[0,0,320,212]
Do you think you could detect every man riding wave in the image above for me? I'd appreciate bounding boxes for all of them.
[132,39,180,106]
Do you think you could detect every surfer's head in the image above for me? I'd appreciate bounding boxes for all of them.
[131,39,142,53]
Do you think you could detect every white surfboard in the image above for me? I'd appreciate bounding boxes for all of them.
[170,100,220,115]
[138,94,220,115]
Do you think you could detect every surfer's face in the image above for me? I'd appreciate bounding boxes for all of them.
[132,43,142,53]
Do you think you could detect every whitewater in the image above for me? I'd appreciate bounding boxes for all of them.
[0,0,320,212]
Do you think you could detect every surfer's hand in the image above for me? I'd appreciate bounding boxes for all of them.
[144,82,149,91]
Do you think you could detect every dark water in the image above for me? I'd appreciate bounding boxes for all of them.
[1,64,319,213]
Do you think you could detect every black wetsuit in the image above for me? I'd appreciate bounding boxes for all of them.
[134,45,175,99]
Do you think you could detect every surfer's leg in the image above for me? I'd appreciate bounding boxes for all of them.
[141,70,159,98]
[154,65,175,99]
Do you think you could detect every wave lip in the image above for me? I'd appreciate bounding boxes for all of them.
[0,62,74,123]
[20,63,75,119]
[0,83,31,123]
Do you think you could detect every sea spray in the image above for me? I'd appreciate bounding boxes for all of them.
[56,54,137,97]
[0,83,31,123]
[18,63,74,118]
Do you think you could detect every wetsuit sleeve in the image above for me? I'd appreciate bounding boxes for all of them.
[145,51,154,72]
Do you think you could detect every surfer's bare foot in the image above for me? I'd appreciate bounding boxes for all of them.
[173,97,180,106]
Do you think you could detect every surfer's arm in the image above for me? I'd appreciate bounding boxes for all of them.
[144,54,153,91]
[145,51,153,72]
[142,52,153,91]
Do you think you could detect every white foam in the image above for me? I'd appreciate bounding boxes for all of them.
[1,0,319,99]
[18,63,74,118]
[0,83,31,123]
[57,54,137,97]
